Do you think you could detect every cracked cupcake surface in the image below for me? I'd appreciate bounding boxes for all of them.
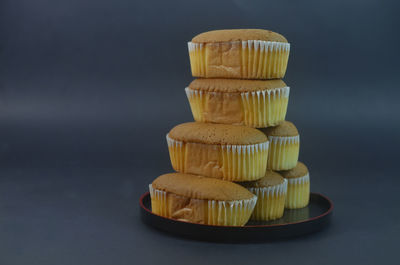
[188,29,290,79]
[166,122,269,181]
[149,173,257,226]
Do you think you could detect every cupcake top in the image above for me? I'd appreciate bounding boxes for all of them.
[260,121,298,137]
[279,162,308,179]
[188,78,287,93]
[192,29,288,43]
[152,173,255,201]
[241,170,284,188]
[168,122,268,145]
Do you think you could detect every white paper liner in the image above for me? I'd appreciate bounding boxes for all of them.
[207,195,257,226]
[286,173,310,185]
[240,87,290,127]
[267,135,300,170]
[149,184,168,216]
[166,134,269,181]
[149,184,257,226]
[188,40,290,79]
[248,178,288,197]
[184,87,205,122]
[248,179,287,220]
[268,135,299,144]
[241,86,290,98]
[187,41,290,53]
[285,173,310,209]
[166,134,185,171]
[185,86,290,127]
[219,141,269,181]
[187,42,204,52]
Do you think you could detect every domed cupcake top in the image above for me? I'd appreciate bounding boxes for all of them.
[188,78,287,93]
[168,122,268,145]
[260,121,298,137]
[241,170,284,188]
[279,162,308,179]
[152,173,255,201]
[192,29,288,43]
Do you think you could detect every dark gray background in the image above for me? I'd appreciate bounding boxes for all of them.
[1,0,399,264]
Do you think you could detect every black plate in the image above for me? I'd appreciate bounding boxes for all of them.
[140,192,333,242]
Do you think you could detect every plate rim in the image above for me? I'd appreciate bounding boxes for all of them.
[139,191,334,228]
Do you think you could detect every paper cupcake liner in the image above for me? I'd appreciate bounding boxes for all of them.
[220,142,269,181]
[247,179,287,221]
[267,135,300,170]
[166,135,186,172]
[149,184,168,217]
[166,134,269,181]
[185,86,290,127]
[241,87,290,127]
[149,184,257,226]
[285,173,310,209]
[188,40,290,79]
[184,87,206,122]
[207,195,257,226]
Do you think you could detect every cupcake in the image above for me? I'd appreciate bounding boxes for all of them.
[259,121,299,170]
[166,122,269,181]
[279,162,310,209]
[149,173,257,226]
[241,170,287,221]
[188,29,290,79]
[185,78,290,128]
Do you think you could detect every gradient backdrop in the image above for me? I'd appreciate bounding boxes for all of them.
[1,0,399,264]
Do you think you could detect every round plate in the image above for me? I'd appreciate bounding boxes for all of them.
[140,192,333,242]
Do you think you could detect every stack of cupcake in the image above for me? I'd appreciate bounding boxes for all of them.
[149,29,311,226]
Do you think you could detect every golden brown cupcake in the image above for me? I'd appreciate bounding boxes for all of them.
[188,29,290,79]
[149,173,257,226]
[279,162,310,209]
[259,121,299,170]
[241,170,287,221]
[166,122,269,181]
[185,78,290,128]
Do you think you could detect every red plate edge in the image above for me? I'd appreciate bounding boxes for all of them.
[139,191,334,228]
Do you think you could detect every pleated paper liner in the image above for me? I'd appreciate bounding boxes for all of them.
[149,184,257,226]
[285,173,310,209]
[267,135,300,170]
[188,40,290,79]
[185,86,289,128]
[247,179,288,221]
[166,134,269,182]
